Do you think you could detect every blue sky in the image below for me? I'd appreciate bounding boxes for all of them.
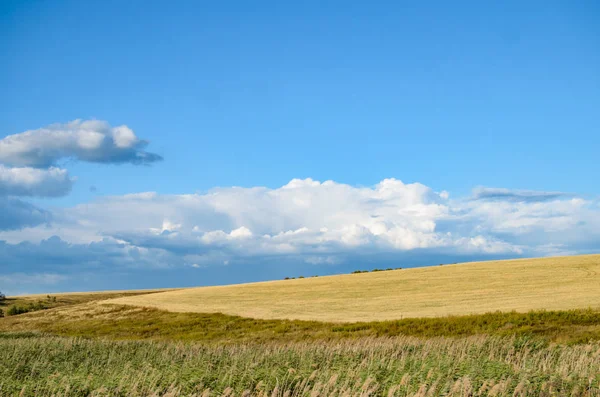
[1,1,599,295]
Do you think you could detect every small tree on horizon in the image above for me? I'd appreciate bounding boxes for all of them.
[0,290,5,301]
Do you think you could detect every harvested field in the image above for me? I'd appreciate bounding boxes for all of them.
[104,254,600,322]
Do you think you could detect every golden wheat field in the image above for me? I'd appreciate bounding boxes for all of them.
[104,254,600,322]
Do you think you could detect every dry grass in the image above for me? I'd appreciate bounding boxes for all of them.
[104,254,600,322]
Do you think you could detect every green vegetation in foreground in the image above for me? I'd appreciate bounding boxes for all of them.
[2,304,600,344]
[2,332,599,397]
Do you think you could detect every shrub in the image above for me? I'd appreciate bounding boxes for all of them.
[7,306,28,316]
[0,291,5,301]
[0,308,3,317]
[6,300,48,316]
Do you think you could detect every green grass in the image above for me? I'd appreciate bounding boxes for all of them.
[2,332,599,396]
[3,304,600,345]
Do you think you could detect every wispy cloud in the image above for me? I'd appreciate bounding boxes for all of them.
[472,187,569,203]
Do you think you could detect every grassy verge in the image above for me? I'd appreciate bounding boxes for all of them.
[2,332,599,397]
[2,303,600,344]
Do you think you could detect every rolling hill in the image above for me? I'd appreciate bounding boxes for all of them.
[104,254,600,322]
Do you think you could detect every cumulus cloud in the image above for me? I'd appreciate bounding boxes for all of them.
[0,178,598,284]
[0,165,73,197]
[0,119,162,167]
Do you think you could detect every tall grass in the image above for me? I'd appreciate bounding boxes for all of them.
[1,332,599,396]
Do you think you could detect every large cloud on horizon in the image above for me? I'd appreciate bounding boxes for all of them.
[1,178,598,276]
[0,119,162,167]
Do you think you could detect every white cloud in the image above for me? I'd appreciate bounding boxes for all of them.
[0,165,73,197]
[229,226,253,239]
[0,119,162,167]
[0,178,598,273]
[150,219,182,234]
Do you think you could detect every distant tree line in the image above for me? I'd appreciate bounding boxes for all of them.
[351,267,401,274]
[284,267,405,280]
